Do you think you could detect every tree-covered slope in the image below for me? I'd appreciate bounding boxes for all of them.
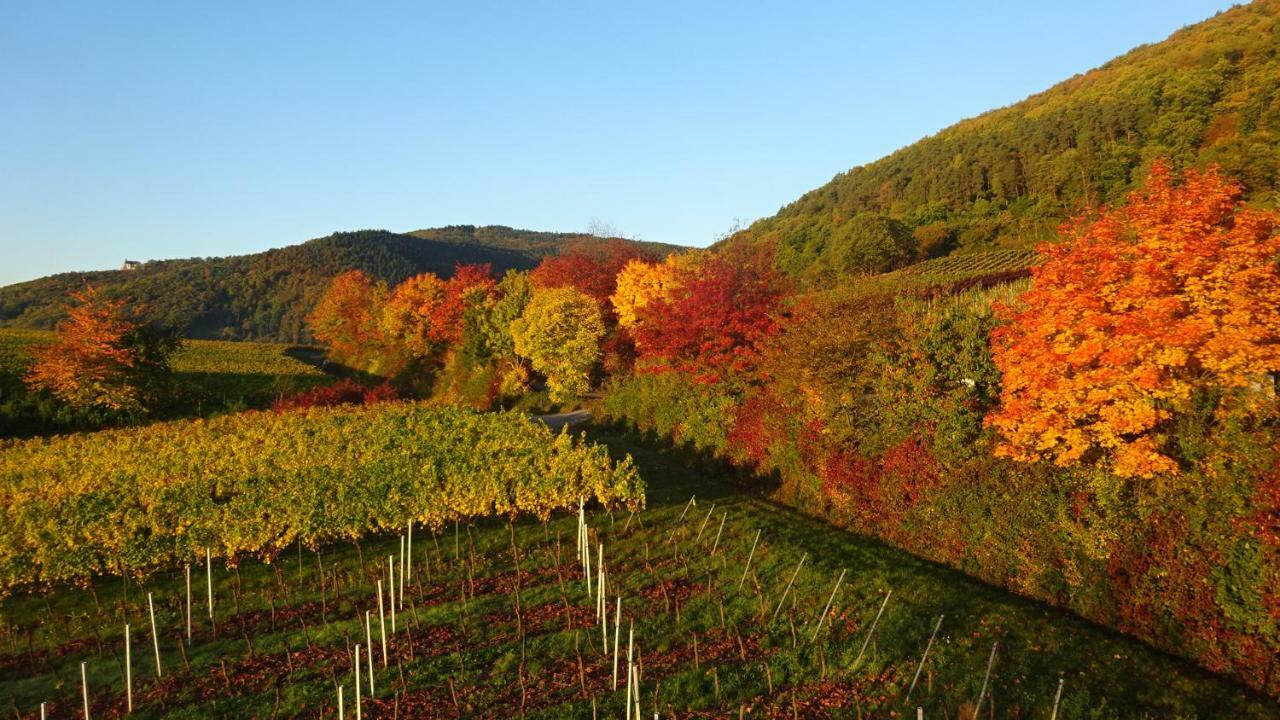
[0,227,679,342]
[736,0,1280,279]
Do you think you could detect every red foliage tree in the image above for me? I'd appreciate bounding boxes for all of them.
[432,263,496,344]
[631,245,787,381]
[381,263,495,358]
[530,241,649,314]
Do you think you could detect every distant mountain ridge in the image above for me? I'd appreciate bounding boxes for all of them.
[731,0,1280,280]
[0,226,680,342]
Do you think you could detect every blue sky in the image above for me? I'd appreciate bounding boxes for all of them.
[0,0,1235,286]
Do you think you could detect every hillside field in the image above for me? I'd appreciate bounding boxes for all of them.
[0,428,1273,719]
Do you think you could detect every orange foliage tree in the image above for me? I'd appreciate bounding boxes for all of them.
[987,162,1280,478]
[611,251,705,331]
[380,264,495,359]
[25,286,179,412]
[306,270,396,374]
[630,245,786,381]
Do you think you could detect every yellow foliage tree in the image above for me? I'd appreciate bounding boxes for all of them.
[611,251,704,329]
[511,287,604,402]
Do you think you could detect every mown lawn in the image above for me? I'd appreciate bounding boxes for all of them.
[1,427,1275,718]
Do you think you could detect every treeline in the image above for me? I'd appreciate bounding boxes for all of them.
[0,226,678,342]
[303,235,791,414]
[731,1,1280,280]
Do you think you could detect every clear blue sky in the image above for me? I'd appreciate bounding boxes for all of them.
[0,0,1236,286]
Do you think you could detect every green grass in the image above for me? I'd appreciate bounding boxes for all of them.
[0,427,1275,718]
[0,329,330,437]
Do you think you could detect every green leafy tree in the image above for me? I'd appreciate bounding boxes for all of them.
[461,271,532,367]
[823,214,918,274]
[510,287,604,402]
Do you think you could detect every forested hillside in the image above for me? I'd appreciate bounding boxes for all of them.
[0,226,677,341]
[733,0,1280,279]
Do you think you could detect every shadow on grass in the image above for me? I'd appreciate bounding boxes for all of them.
[586,422,1280,715]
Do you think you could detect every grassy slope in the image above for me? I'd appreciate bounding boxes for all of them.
[1,428,1273,718]
[0,330,329,437]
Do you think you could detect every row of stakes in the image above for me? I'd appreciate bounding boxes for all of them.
[43,500,1068,719]
[55,517,417,712]
[563,495,1066,720]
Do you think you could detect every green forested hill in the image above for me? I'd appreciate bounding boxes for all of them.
[0,226,678,342]
[736,0,1280,279]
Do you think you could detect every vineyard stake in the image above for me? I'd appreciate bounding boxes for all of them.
[597,543,606,619]
[337,684,344,720]
[377,581,388,666]
[147,592,162,678]
[738,530,761,589]
[1050,677,1064,719]
[585,531,593,597]
[709,511,727,556]
[388,557,397,633]
[693,504,716,544]
[399,536,406,609]
[612,597,622,689]
[364,611,375,694]
[184,564,192,643]
[853,589,893,667]
[354,644,362,720]
[666,495,696,545]
[633,656,641,719]
[625,663,632,720]
[809,569,847,643]
[81,661,90,719]
[601,586,609,655]
[771,553,807,621]
[407,520,413,587]
[124,623,132,713]
[677,495,696,523]
[905,615,943,703]
[40,703,46,720]
[627,621,635,719]
[205,547,213,620]
[974,641,998,717]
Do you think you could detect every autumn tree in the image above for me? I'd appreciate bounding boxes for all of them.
[530,241,651,314]
[306,270,397,375]
[630,245,787,381]
[510,287,604,402]
[25,286,180,413]
[987,162,1280,478]
[460,270,532,367]
[611,251,705,330]
[380,264,495,360]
